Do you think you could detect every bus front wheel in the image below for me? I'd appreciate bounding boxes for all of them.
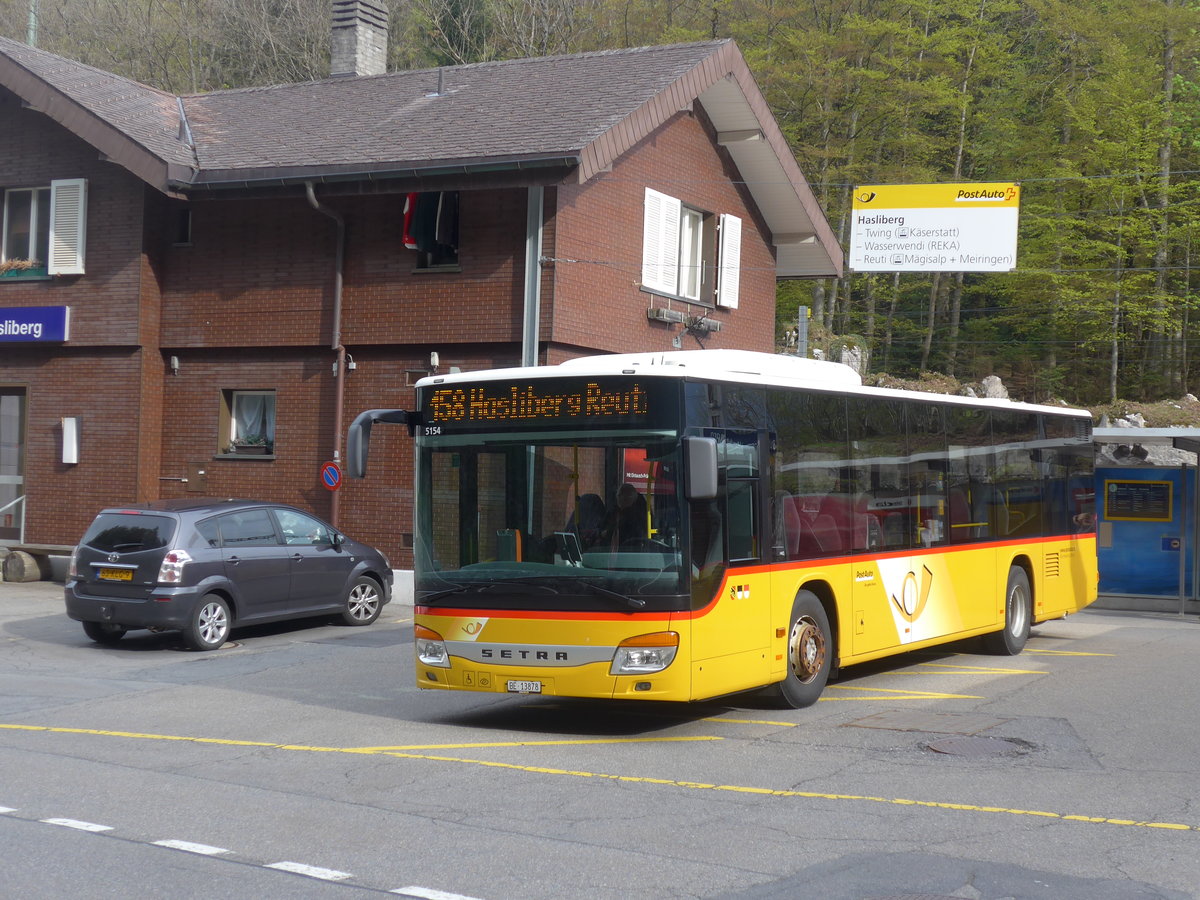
[772,591,832,709]
[985,565,1031,655]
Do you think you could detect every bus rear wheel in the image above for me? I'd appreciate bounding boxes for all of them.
[771,591,832,709]
[985,565,1031,655]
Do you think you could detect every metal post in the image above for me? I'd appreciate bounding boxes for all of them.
[797,306,809,357]
[1180,462,1187,618]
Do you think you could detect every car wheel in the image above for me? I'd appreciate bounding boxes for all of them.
[184,594,231,651]
[82,621,127,645]
[341,576,382,626]
[984,565,1031,655]
[769,590,832,709]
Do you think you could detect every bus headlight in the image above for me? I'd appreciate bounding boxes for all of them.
[415,624,451,668]
[610,631,679,675]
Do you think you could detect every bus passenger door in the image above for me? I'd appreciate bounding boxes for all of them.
[689,430,771,698]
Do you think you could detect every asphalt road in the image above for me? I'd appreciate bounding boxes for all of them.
[2,578,1199,900]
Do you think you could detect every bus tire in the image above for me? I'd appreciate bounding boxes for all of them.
[772,591,832,709]
[985,565,1031,655]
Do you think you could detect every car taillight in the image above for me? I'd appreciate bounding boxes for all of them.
[156,549,192,584]
[67,546,79,579]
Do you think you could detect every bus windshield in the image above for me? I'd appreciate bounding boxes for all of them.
[415,432,689,611]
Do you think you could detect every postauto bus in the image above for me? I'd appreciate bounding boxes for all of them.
[347,350,1097,707]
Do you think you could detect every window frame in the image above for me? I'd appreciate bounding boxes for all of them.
[1,178,88,278]
[218,389,277,457]
[641,188,729,306]
[1,187,50,278]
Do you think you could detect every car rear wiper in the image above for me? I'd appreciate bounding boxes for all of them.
[582,581,646,610]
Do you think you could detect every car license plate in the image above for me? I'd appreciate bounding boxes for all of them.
[506,680,542,694]
[98,567,134,582]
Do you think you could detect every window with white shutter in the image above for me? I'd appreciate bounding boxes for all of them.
[716,214,741,309]
[641,188,737,308]
[48,178,87,275]
[641,188,681,295]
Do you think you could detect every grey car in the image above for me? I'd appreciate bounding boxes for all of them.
[65,498,393,650]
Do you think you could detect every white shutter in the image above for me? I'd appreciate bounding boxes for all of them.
[716,213,742,309]
[49,178,87,275]
[641,187,680,295]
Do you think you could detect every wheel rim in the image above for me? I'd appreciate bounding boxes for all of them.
[197,601,229,645]
[788,616,826,685]
[1008,581,1029,637]
[347,582,379,621]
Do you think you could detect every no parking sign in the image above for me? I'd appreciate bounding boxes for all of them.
[320,461,342,491]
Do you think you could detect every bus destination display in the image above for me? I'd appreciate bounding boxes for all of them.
[422,378,662,433]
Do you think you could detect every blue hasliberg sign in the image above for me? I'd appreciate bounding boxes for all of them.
[0,306,70,342]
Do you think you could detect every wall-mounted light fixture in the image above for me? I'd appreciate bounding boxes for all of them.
[169,355,180,375]
[62,416,80,465]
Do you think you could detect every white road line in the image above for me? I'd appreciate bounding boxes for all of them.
[391,887,487,900]
[265,861,353,881]
[0,807,16,814]
[152,839,231,856]
[41,818,113,833]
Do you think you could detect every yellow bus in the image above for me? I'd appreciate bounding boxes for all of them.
[348,349,1097,708]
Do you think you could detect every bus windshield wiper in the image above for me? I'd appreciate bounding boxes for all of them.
[418,585,470,605]
[421,580,560,604]
[581,581,646,610]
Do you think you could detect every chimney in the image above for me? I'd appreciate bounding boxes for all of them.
[331,0,389,78]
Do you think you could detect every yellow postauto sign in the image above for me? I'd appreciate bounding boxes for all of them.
[849,182,1020,272]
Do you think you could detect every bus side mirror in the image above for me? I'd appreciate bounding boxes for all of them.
[346,409,414,478]
[684,436,718,500]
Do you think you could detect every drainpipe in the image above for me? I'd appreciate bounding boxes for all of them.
[306,181,346,528]
[521,186,544,368]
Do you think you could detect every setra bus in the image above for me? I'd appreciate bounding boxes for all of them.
[347,349,1097,707]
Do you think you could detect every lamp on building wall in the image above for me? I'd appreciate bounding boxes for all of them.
[61,416,80,465]
[169,355,180,375]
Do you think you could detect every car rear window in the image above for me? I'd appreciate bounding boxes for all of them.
[81,513,176,553]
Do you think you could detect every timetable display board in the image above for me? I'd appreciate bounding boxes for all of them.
[1103,480,1172,522]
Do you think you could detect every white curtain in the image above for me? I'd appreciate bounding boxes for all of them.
[233,393,275,441]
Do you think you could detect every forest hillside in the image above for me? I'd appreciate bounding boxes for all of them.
[2,0,1196,406]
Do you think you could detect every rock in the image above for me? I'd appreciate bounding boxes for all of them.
[2,550,49,583]
[981,375,1008,399]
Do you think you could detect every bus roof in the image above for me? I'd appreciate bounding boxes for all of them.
[416,350,1091,419]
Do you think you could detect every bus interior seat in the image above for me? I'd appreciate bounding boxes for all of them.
[776,492,802,558]
[811,513,842,554]
[496,528,523,561]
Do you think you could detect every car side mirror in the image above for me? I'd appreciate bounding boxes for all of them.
[331,532,344,549]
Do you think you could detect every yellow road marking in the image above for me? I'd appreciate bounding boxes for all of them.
[1025,648,1115,657]
[0,725,714,751]
[704,717,798,727]
[824,685,983,700]
[916,663,1044,675]
[346,737,720,750]
[1,722,1193,833]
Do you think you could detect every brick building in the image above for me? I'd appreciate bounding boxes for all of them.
[0,18,841,573]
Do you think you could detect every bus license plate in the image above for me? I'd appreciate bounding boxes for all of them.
[98,568,133,582]
[507,680,542,694]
